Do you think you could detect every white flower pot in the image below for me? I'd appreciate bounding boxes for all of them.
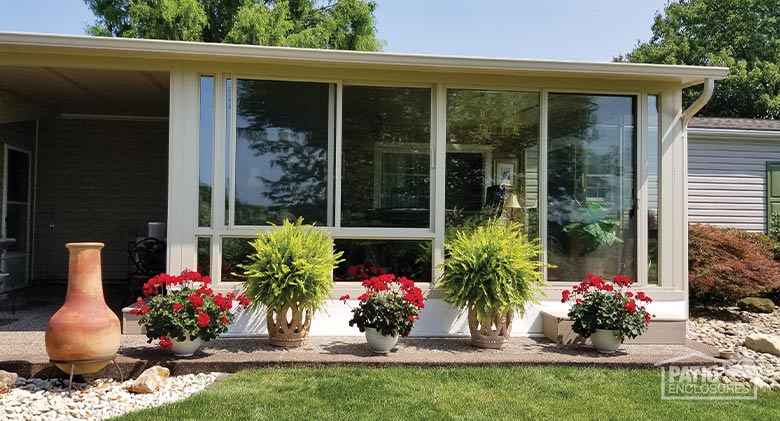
[365,327,399,354]
[590,329,622,354]
[171,336,202,357]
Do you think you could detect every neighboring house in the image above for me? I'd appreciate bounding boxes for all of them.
[688,118,780,232]
[0,32,727,339]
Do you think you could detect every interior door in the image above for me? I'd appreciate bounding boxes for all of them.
[2,145,31,292]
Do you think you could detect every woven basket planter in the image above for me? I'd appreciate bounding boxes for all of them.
[467,305,513,349]
[266,301,312,347]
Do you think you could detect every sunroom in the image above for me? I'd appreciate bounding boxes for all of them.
[0,33,727,340]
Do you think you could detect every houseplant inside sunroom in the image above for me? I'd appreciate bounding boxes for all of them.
[340,273,425,354]
[438,218,549,349]
[563,202,623,274]
[561,274,654,353]
[132,269,251,357]
[238,218,343,347]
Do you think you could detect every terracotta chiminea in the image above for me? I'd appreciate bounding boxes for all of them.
[45,243,120,374]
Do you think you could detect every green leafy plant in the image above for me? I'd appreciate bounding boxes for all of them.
[437,219,549,324]
[238,218,343,313]
[563,202,622,256]
[132,269,251,349]
[562,274,653,340]
[340,274,425,337]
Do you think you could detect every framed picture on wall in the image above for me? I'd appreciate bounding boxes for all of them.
[494,159,518,187]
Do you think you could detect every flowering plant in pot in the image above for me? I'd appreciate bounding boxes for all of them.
[131,269,250,356]
[340,274,425,354]
[561,274,654,354]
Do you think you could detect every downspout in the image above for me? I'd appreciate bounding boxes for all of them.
[679,77,716,321]
[681,78,715,125]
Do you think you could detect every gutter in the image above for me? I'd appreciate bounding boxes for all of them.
[681,78,715,125]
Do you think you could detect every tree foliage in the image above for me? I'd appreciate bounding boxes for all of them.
[617,0,780,118]
[84,0,384,51]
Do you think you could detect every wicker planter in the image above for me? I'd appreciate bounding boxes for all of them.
[467,305,513,349]
[266,301,312,347]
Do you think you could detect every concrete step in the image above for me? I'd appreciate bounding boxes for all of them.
[541,309,687,345]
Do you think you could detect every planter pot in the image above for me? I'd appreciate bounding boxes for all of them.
[467,305,513,349]
[267,301,312,347]
[590,329,623,354]
[45,243,121,374]
[364,327,399,354]
[171,336,202,357]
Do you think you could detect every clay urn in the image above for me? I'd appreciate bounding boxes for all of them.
[45,243,120,374]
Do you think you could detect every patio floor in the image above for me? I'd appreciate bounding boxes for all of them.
[0,291,719,380]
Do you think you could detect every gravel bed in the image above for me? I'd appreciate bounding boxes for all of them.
[687,305,780,389]
[1,373,220,420]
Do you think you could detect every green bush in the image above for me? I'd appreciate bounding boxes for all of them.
[238,218,343,313]
[437,219,549,323]
[689,224,780,306]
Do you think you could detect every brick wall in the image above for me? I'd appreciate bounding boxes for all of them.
[33,118,168,281]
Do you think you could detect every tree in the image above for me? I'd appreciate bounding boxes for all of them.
[84,0,384,51]
[616,0,780,118]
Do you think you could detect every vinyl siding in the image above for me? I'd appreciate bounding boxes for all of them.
[688,136,780,232]
[33,118,168,281]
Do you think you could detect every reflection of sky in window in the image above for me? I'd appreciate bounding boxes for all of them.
[199,76,214,188]
[235,123,293,207]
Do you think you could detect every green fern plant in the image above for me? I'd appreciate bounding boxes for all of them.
[238,218,343,313]
[438,219,549,324]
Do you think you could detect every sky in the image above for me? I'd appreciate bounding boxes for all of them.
[0,0,669,61]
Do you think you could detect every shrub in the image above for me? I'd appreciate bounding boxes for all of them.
[688,224,780,306]
[438,219,548,323]
[238,218,343,313]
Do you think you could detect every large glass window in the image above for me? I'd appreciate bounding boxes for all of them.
[341,86,431,228]
[198,76,214,227]
[234,79,331,226]
[445,89,540,238]
[334,239,432,282]
[547,94,637,282]
[647,95,660,284]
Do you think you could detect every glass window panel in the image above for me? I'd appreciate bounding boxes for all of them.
[334,239,432,283]
[198,76,214,227]
[341,86,431,228]
[225,78,232,227]
[234,79,330,226]
[547,94,637,282]
[648,95,660,284]
[445,89,540,239]
[197,236,211,277]
[221,237,253,282]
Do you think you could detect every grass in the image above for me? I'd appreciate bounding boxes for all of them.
[115,366,780,421]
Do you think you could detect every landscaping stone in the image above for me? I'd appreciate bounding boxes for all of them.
[744,334,780,357]
[127,365,170,394]
[0,373,218,420]
[0,370,17,394]
[737,297,775,314]
[688,304,780,388]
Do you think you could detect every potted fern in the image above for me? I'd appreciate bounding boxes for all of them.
[438,219,549,349]
[238,218,343,347]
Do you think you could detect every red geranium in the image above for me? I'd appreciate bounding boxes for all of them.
[344,273,425,337]
[197,310,211,328]
[187,294,204,308]
[172,303,183,312]
[159,336,172,350]
[562,274,654,341]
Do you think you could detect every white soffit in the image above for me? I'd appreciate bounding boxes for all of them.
[0,31,729,84]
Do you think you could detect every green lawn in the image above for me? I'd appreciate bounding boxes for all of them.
[115,366,780,421]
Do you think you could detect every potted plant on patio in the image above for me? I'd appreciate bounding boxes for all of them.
[238,218,343,347]
[438,219,548,349]
[561,274,654,353]
[563,203,623,274]
[131,269,251,356]
[340,274,425,354]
